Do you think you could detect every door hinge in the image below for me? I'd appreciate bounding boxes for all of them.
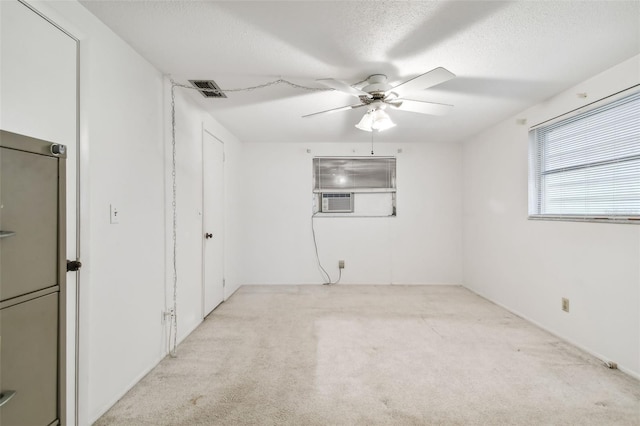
[223,278,226,287]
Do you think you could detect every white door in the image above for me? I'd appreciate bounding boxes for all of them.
[202,130,225,316]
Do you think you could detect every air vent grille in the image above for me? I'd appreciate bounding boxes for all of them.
[321,193,354,213]
[189,80,227,98]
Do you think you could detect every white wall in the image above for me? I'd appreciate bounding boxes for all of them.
[38,2,167,422]
[7,1,244,424]
[241,141,462,285]
[0,1,78,422]
[462,55,640,378]
[164,82,243,344]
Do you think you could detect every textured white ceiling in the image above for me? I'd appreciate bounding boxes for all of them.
[79,0,640,144]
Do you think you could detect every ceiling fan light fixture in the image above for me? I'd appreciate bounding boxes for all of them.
[355,108,396,132]
[355,112,373,132]
[370,109,396,132]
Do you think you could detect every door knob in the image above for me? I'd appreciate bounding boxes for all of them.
[205,233,213,239]
[67,260,82,272]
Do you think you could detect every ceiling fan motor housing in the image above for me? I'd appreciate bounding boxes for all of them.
[362,74,392,94]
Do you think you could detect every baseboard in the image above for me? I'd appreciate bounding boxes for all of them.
[89,315,206,424]
[90,351,166,424]
[463,285,640,381]
[239,282,462,286]
[224,282,242,301]
[390,282,461,286]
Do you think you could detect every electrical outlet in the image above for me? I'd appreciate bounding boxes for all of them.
[162,308,175,324]
[339,260,345,269]
[562,298,570,312]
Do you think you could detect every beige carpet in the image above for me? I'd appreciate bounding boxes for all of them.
[95,285,640,425]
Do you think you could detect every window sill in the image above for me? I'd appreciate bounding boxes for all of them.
[313,212,396,218]
[528,215,640,225]
[313,188,396,194]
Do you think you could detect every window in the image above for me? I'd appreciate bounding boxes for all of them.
[312,157,396,216]
[529,90,640,222]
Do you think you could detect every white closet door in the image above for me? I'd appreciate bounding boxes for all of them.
[202,130,225,316]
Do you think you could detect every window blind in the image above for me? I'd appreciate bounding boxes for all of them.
[529,90,640,218]
[313,157,396,191]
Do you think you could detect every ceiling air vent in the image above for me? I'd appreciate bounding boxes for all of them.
[189,80,227,98]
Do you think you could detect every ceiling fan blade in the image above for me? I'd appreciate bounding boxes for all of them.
[302,103,366,118]
[391,99,453,116]
[317,78,373,98]
[388,67,455,96]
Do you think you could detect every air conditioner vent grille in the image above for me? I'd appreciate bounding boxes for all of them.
[189,80,227,98]
[322,193,354,213]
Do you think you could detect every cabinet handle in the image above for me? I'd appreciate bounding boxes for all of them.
[0,390,16,407]
[0,231,16,239]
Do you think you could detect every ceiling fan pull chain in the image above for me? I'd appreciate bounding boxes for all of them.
[371,130,374,155]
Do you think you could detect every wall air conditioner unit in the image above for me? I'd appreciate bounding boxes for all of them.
[321,193,354,213]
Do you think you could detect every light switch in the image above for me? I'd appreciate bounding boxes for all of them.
[110,204,120,224]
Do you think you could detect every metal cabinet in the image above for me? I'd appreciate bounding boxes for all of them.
[1,294,58,426]
[0,130,66,426]
[1,147,59,301]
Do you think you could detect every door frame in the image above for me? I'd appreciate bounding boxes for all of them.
[12,2,81,425]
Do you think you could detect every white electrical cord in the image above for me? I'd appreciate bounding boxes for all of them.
[169,82,179,358]
[171,78,329,94]
[166,76,349,354]
[171,76,371,96]
[311,214,342,285]
[167,77,326,357]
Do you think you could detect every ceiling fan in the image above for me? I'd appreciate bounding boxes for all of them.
[303,67,456,132]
